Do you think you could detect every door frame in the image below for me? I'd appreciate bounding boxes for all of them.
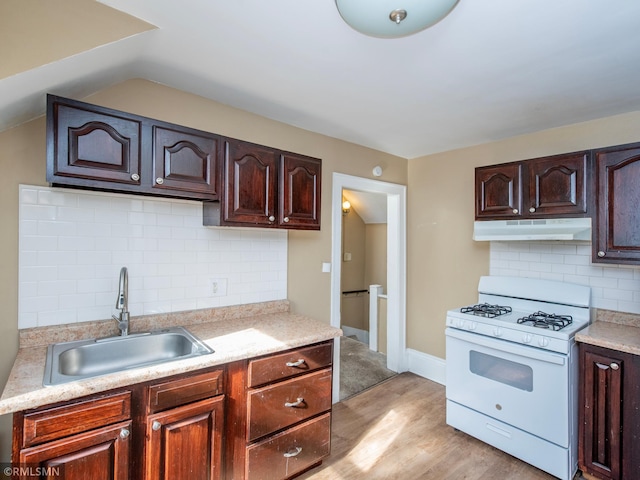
[331,173,407,402]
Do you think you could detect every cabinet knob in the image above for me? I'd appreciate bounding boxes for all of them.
[597,251,606,258]
[156,177,164,185]
[284,397,305,408]
[283,446,302,458]
[283,217,290,223]
[610,362,620,370]
[512,209,519,214]
[152,421,162,431]
[285,359,306,368]
[131,173,140,182]
[268,215,275,222]
[529,207,536,213]
[120,428,130,439]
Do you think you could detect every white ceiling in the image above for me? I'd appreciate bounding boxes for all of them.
[3,0,640,159]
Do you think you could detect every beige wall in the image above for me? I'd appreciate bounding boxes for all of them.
[407,110,640,359]
[341,209,367,331]
[0,0,154,79]
[0,79,407,460]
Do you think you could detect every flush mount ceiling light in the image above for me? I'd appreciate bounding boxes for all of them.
[335,0,459,38]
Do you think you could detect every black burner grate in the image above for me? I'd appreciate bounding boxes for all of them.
[460,303,512,318]
[517,311,573,331]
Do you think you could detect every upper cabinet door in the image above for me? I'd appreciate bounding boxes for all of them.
[593,142,640,264]
[47,98,142,186]
[279,153,321,230]
[475,163,522,219]
[222,140,278,226]
[527,152,589,217]
[152,124,220,200]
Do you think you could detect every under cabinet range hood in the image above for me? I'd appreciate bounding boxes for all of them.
[473,217,592,241]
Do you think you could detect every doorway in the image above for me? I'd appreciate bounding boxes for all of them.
[330,173,407,403]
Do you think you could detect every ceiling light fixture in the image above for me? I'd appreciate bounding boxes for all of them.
[335,0,459,38]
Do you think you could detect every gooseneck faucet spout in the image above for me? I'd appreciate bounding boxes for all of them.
[113,267,130,336]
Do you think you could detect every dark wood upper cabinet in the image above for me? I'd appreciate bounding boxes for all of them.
[593,142,640,264]
[152,124,219,198]
[47,95,322,230]
[279,152,321,229]
[578,343,640,480]
[476,151,590,220]
[204,140,322,230]
[221,139,278,225]
[476,163,522,218]
[47,94,220,201]
[527,152,588,216]
[47,99,142,186]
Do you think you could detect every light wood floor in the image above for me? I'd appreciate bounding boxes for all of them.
[299,372,578,480]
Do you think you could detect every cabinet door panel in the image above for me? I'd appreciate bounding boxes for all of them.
[48,101,141,185]
[19,421,131,480]
[247,368,332,441]
[246,413,330,480]
[248,342,332,387]
[145,395,224,480]
[23,391,131,447]
[223,141,278,225]
[152,125,219,199]
[279,153,321,230]
[594,144,640,263]
[580,348,623,480]
[528,152,588,216]
[475,163,522,219]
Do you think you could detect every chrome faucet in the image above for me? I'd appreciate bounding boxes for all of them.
[113,267,130,336]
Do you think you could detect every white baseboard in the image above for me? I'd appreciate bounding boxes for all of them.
[340,325,369,345]
[405,348,446,386]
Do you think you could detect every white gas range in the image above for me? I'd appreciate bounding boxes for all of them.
[445,276,591,480]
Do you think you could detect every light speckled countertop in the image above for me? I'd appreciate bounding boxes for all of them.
[0,300,342,415]
[575,309,640,356]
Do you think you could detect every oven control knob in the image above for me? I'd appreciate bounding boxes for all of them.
[456,320,465,328]
[522,334,532,343]
[538,337,550,347]
[467,322,477,331]
[492,327,503,337]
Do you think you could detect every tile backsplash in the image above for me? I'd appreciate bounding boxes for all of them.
[19,185,287,329]
[490,241,640,314]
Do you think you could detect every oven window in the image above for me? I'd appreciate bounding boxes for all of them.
[469,350,533,392]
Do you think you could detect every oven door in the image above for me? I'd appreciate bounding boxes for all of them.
[445,327,570,447]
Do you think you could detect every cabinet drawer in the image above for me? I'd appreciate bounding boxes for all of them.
[247,368,332,441]
[246,413,331,480]
[248,342,332,387]
[148,369,224,413]
[22,391,131,447]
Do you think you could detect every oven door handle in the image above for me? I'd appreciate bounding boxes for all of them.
[445,328,566,366]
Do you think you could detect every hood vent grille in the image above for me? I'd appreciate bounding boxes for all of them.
[473,218,591,241]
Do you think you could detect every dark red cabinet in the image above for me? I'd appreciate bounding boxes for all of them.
[47,94,220,201]
[578,343,640,480]
[476,151,590,220]
[592,142,640,264]
[204,140,321,230]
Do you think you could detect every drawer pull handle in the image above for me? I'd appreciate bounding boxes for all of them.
[152,421,162,431]
[283,446,302,458]
[120,428,130,439]
[286,359,306,368]
[284,397,305,408]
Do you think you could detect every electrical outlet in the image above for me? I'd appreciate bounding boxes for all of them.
[209,277,228,296]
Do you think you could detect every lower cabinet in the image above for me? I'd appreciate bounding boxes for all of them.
[578,343,640,480]
[14,391,132,479]
[12,342,334,480]
[144,396,224,480]
[18,421,131,480]
[227,341,334,480]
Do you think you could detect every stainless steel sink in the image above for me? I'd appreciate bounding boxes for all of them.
[43,327,214,386]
